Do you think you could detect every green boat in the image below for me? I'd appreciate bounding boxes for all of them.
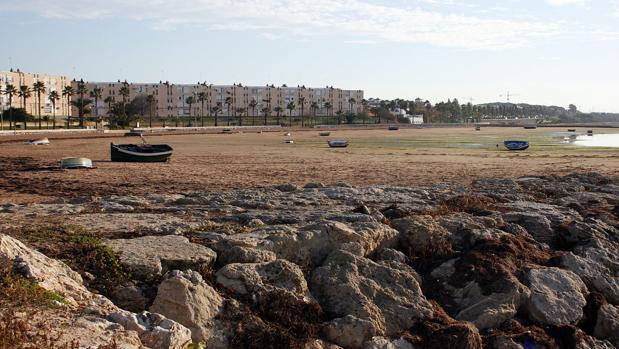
[110,143,173,162]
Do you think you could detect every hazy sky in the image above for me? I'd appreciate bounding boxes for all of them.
[2,0,618,112]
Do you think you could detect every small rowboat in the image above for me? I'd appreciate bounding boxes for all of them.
[475,126,481,131]
[111,143,173,162]
[60,157,93,169]
[523,125,537,130]
[328,140,349,148]
[284,139,294,144]
[25,137,50,145]
[568,129,576,132]
[504,140,529,151]
[388,125,399,131]
[319,132,331,136]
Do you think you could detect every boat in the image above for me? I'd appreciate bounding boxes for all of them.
[503,140,529,151]
[124,131,144,137]
[25,137,50,145]
[111,143,173,162]
[319,132,331,136]
[587,130,594,136]
[475,126,481,131]
[388,125,399,131]
[568,129,576,132]
[221,128,234,134]
[284,132,291,136]
[523,125,537,130]
[60,157,93,169]
[328,140,349,148]
[284,139,294,144]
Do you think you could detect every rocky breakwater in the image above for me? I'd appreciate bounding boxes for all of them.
[0,173,618,348]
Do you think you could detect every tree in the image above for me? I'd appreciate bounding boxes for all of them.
[249,99,258,126]
[286,101,295,127]
[197,92,208,127]
[62,85,74,128]
[261,106,270,125]
[336,110,343,125]
[3,84,16,130]
[48,90,60,129]
[569,104,578,113]
[237,107,247,126]
[224,96,233,126]
[76,82,90,127]
[104,96,114,115]
[348,98,356,115]
[146,94,156,128]
[70,97,92,126]
[274,106,283,126]
[324,102,333,124]
[211,103,222,126]
[310,101,319,126]
[90,87,103,128]
[186,95,196,126]
[361,99,369,124]
[18,86,31,129]
[298,96,306,127]
[32,81,45,129]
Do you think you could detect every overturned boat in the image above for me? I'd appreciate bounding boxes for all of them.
[504,140,529,151]
[388,125,400,131]
[111,143,173,162]
[319,132,331,136]
[25,137,50,145]
[60,157,93,169]
[328,140,349,148]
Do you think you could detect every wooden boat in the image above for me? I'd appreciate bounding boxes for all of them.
[60,157,93,169]
[388,125,399,131]
[568,129,576,132]
[111,143,173,162]
[328,140,349,148]
[475,126,481,131]
[523,125,537,130]
[319,132,331,136]
[504,140,529,151]
[25,137,50,145]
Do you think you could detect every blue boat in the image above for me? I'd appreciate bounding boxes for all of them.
[504,140,529,151]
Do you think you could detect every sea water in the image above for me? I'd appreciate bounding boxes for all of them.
[570,134,619,148]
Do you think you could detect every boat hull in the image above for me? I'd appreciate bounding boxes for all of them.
[111,143,173,162]
[328,140,349,148]
[503,141,529,151]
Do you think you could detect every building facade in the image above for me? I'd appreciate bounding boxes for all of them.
[72,80,364,119]
[0,70,72,118]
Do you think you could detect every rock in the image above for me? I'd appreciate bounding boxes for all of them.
[150,270,226,346]
[311,250,432,337]
[216,259,311,300]
[363,336,413,349]
[323,315,377,349]
[111,284,149,312]
[305,339,343,349]
[391,215,451,256]
[0,233,91,306]
[214,244,276,266]
[594,303,619,347]
[375,248,408,264]
[491,336,524,349]
[108,310,193,349]
[275,183,300,192]
[304,182,325,189]
[501,212,554,244]
[416,321,483,349]
[104,235,216,279]
[526,267,588,326]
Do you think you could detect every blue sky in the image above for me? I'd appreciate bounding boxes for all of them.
[2,0,619,112]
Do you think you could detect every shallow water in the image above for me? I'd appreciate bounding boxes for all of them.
[569,134,619,148]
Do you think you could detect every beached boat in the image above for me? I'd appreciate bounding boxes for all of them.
[475,126,481,131]
[388,125,399,131]
[328,140,349,148]
[284,139,294,144]
[319,132,331,136]
[111,143,173,162]
[523,125,537,130]
[60,157,93,169]
[25,137,50,145]
[568,129,576,132]
[504,140,529,151]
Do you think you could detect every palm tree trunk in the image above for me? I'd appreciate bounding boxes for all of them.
[52,106,56,129]
[38,94,42,129]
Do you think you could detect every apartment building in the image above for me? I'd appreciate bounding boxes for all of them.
[72,80,364,119]
[0,69,72,118]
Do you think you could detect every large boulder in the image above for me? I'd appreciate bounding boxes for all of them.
[323,315,377,349]
[0,233,91,306]
[362,336,413,349]
[501,212,554,244]
[216,259,311,300]
[391,215,451,256]
[150,270,226,346]
[108,310,193,349]
[525,267,588,326]
[594,303,619,347]
[104,235,216,279]
[310,250,432,340]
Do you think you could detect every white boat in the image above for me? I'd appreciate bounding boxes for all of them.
[60,157,93,169]
[25,137,50,145]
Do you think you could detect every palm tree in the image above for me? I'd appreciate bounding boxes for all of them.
[90,87,103,128]
[224,96,233,126]
[310,101,319,126]
[48,90,60,129]
[119,84,130,123]
[76,82,89,128]
[62,85,74,128]
[18,85,31,129]
[248,99,258,126]
[186,95,196,126]
[348,97,356,115]
[324,102,333,124]
[298,97,306,127]
[261,106,271,125]
[336,110,343,125]
[197,92,208,127]
[286,101,295,127]
[3,84,16,130]
[146,94,156,128]
[237,107,247,126]
[32,81,45,129]
[361,99,369,124]
[211,103,222,126]
[274,106,283,126]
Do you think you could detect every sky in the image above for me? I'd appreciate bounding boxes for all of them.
[1,0,619,112]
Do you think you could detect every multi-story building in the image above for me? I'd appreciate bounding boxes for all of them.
[72,80,364,119]
[0,69,72,118]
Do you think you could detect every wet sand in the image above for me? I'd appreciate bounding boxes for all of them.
[1,127,618,203]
